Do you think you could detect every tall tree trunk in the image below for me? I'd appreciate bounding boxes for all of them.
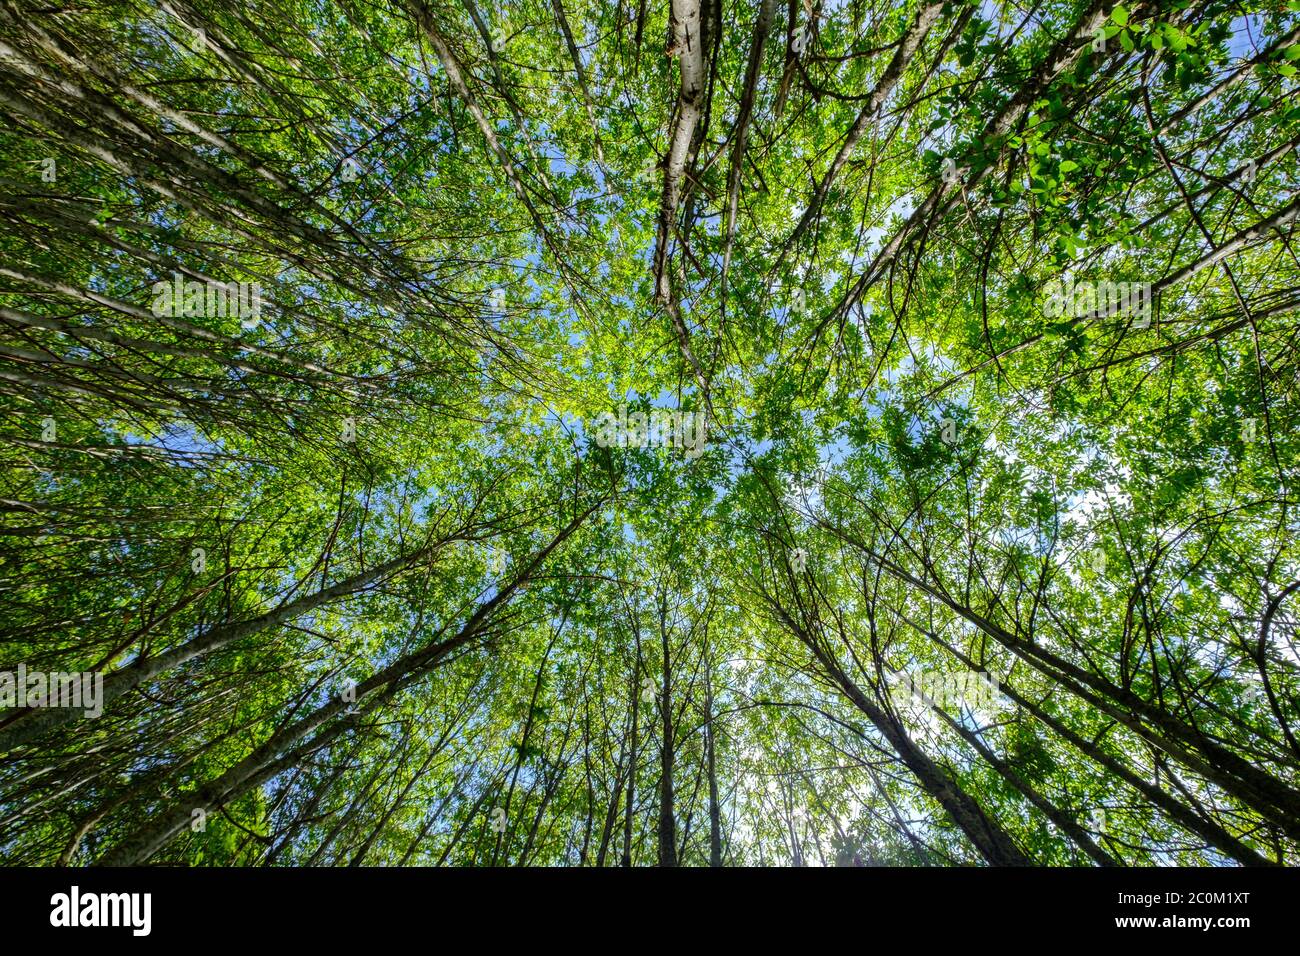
[0,542,438,751]
[95,504,599,865]
[823,520,1300,839]
[771,600,1031,865]
[657,618,676,866]
[621,637,641,867]
[704,655,722,867]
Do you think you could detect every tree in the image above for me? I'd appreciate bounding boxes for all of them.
[1,0,1297,867]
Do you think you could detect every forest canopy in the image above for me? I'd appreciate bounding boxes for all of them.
[1,0,1298,867]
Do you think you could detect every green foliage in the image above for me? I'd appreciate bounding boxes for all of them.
[0,0,1297,867]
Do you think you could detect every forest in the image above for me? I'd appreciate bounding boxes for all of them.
[0,0,1298,868]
